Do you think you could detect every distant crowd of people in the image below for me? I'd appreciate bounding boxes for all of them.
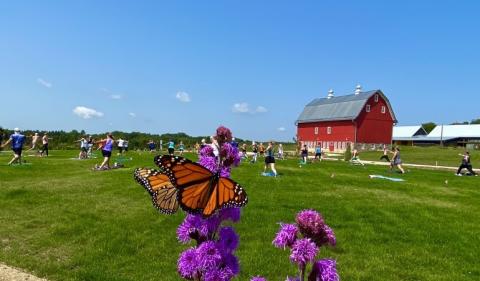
[1,128,477,177]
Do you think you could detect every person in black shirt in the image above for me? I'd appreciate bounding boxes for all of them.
[456,151,477,176]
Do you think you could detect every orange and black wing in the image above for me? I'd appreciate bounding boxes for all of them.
[134,168,172,194]
[154,155,214,215]
[201,177,248,217]
[154,155,248,217]
[154,155,213,187]
[133,167,179,214]
[151,187,179,214]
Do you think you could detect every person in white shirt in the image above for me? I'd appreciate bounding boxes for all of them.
[117,138,125,155]
[76,137,89,159]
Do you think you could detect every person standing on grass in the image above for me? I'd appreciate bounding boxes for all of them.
[314,143,322,162]
[264,141,277,176]
[75,137,89,159]
[27,132,41,151]
[251,142,258,163]
[456,151,477,176]
[116,138,125,155]
[96,133,114,170]
[380,144,390,162]
[87,136,94,157]
[1,128,26,165]
[241,143,248,160]
[259,143,265,157]
[179,141,185,156]
[391,147,405,174]
[168,139,175,155]
[278,143,284,160]
[148,140,156,152]
[40,133,50,157]
[301,144,308,163]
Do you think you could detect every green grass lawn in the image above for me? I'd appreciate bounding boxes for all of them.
[0,150,479,280]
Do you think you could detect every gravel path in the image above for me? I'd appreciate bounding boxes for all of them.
[0,263,47,281]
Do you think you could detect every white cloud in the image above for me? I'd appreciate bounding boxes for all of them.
[232,103,268,114]
[255,106,268,113]
[232,102,250,113]
[73,106,104,119]
[110,94,122,100]
[278,127,286,132]
[128,112,136,118]
[101,88,123,99]
[37,78,52,88]
[176,91,191,102]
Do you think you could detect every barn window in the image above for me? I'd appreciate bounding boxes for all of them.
[374,94,379,102]
[314,127,319,135]
[327,127,332,134]
[366,104,371,112]
[381,106,386,114]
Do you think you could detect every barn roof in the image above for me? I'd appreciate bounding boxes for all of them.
[393,126,427,139]
[428,124,480,138]
[296,90,397,124]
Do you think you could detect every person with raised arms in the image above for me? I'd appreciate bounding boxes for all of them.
[263,141,278,177]
[95,133,115,170]
[75,137,89,159]
[27,132,41,151]
[456,151,477,176]
[40,133,50,157]
[1,128,26,165]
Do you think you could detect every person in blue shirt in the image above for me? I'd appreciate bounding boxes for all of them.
[168,140,175,155]
[178,141,185,156]
[231,137,239,148]
[1,128,26,165]
[148,140,156,152]
[314,144,322,162]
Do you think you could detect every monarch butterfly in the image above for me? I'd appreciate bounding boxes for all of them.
[154,155,248,218]
[134,168,179,214]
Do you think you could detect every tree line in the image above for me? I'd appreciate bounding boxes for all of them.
[0,128,246,150]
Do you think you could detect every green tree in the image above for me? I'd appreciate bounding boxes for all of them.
[422,122,436,133]
[470,118,480,124]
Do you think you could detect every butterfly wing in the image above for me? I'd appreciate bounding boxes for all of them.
[154,155,248,217]
[202,177,248,217]
[154,155,212,187]
[134,168,172,194]
[133,167,179,214]
[152,186,179,214]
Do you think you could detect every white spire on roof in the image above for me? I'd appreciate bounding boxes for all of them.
[327,89,334,99]
[355,84,362,95]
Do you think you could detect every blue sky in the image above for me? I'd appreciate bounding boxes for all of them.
[1,1,479,141]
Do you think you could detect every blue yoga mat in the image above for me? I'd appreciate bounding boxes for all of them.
[369,174,405,182]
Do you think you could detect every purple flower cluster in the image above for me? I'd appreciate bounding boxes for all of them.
[177,209,243,280]
[308,259,339,281]
[197,127,239,178]
[273,223,298,249]
[290,238,318,266]
[263,209,339,281]
[177,126,244,281]
[216,126,233,145]
[296,210,336,248]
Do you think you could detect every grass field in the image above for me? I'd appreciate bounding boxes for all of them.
[0,150,479,281]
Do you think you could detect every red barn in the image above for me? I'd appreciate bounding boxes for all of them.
[295,87,397,152]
